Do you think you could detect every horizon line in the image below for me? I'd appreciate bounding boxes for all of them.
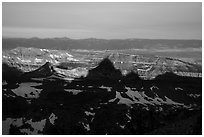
[2,36,202,41]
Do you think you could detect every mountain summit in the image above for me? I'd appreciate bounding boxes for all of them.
[93,57,117,72]
[21,62,55,79]
[86,57,122,81]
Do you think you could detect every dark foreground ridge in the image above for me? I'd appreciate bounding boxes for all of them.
[2,57,202,135]
[2,63,24,84]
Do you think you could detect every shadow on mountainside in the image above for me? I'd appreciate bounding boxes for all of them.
[2,57,202,135]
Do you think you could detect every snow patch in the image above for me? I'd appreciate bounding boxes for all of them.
[64,89,83,95]
[164,96,184,105]
[84,111,95,116]
[115,91,133,106]
[175,87,183,90]
[49,113,58,125]
[11,83,42,98]
[150,86,159,91]
[99,86,112,92]
[187,94,201,98]
[26,119,47,132]
[82,123,90,131]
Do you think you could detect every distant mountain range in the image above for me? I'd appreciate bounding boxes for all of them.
[2,37,201,50]
[3,47,202,80]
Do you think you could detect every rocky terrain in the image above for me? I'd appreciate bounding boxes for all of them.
[2,47,202,135]
[3,47,202,79]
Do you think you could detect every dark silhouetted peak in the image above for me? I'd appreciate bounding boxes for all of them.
[22,62,55,79]
[39,62,53,72]
[86,57,122,81]
[94,57,116,72]
[31,62,55,76]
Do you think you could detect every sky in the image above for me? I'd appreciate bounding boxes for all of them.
[2,2,202,39]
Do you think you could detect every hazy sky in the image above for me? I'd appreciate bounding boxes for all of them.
[2,2,202,39]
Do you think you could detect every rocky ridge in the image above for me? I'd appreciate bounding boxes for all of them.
[2,49,202,134]
[2,47,202,80]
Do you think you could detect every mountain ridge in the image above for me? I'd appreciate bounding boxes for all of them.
[2,49,202,135]
[3,47,201,80]
[3,37,201,50]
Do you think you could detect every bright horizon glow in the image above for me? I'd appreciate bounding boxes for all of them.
[2,2,202,40]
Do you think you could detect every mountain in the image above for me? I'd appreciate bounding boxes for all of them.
[3,47,201,80]
[86,57,122,81]
[2,37,201,50]
[2,47,202,135]
[21,62,55,79]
